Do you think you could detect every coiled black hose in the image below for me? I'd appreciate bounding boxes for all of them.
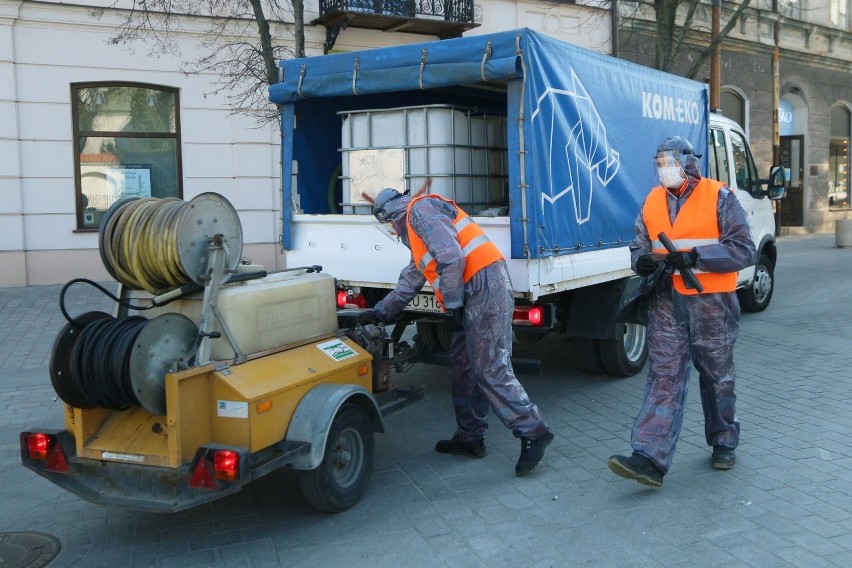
[66,315,148,410]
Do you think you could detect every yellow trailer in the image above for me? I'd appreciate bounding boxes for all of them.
[20,194,421,513]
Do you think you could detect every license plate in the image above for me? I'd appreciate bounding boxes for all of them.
[406,293,443,314]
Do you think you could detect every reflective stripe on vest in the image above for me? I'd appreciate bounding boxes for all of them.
[406,195,504,307]
[642,178,737,295]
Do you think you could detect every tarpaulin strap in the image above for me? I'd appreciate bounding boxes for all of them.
[297,64,306,99]
[278,65,284,84]
[419,48,428,90]
[480,40,492,81]
[352,56,360,95]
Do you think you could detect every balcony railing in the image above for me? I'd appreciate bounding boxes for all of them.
[314,0,479,51]
[319,0,474,21]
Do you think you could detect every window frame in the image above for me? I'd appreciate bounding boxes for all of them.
[71,81,183,231]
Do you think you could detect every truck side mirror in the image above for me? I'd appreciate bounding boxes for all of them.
[766,165,787,200]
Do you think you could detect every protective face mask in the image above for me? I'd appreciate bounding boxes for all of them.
[658,166,686,189]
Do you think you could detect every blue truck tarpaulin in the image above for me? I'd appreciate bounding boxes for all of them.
[269,28,709,258]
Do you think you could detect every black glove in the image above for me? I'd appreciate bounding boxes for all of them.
[666,248,698,271]
[635,254,660,277]
[445,308,465,332]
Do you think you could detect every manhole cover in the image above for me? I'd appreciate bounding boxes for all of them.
[0,532,60,568]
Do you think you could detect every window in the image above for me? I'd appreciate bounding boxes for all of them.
[72,83,182,230]
[830,0,850,30]
[708,128,732,187]
[730,130,760,196]
[778,0,801,19]
[720,90,745,130]
[829,105,850,209]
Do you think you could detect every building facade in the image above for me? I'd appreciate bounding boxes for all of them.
[615,0,852,234]
[0,0,849,287]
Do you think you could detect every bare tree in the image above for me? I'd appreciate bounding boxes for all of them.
[649,0,752,78]
[93,1,305,124]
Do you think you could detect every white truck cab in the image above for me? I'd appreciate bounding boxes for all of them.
[708,113,785,312]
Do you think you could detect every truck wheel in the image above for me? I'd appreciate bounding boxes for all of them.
[567,337,606,374]
[298,405,374,513]
[415,321,452,353]
[737,253,774,313]
[599,323,648,377]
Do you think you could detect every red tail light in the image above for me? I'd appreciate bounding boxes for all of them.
[189,448,243,489]
[214,450,240,481]
[24,432,69,473]
[337,289,367,309]
[27,433,54,461]
[513,306,544,327]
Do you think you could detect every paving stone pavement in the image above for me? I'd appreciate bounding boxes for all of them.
[1,233,851,567]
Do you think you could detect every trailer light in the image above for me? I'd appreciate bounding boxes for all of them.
[357,363,370,376]
[513,306,544,327]
[45,443,70,473]
[189,455,217,489]
[256,400,273,414]
[27,433,54,461]
[214,450,240,481]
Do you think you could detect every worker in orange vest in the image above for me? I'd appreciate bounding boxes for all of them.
[608,136,755,487]
[369,187,554,476]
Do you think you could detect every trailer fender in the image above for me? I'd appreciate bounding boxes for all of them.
[285,384,384,470]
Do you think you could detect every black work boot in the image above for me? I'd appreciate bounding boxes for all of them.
[608,453,664,487]
[711,446,736,470]
[435,434,486,458]
[515,430,554,476]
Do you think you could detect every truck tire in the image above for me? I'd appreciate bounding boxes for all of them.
[737,253,774,313]
[298,405,374,513]
[567,337,606,375]
[599,322,648,377]
[416,320,452,353]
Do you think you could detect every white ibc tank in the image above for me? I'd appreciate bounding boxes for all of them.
[340,105,508,215]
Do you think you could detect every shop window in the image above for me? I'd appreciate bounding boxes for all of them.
[829,105,850,210]
[72,83,182,230]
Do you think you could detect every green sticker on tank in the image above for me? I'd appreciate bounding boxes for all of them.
[317,339,357,361]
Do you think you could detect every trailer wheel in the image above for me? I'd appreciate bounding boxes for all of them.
[567,337,606,374]
[298,405,374,513]
[737,253,774,313]
[599,322,648,377]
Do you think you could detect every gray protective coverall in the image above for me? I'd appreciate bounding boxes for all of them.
[374,195,549,443]
[629,176,755,474]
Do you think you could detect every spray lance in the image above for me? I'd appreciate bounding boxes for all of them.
[657,232,704,293]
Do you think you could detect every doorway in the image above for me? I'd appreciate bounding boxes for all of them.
[778,135,804,227]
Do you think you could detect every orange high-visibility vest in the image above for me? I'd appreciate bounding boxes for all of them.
[643,178,737,295]
[406,195,504,307]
